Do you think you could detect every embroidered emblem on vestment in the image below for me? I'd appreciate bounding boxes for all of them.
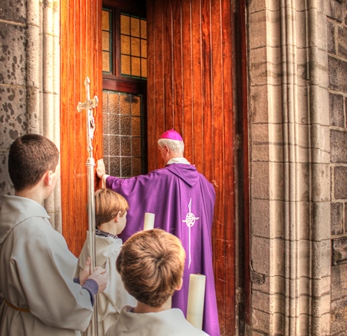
[183,198,199,268]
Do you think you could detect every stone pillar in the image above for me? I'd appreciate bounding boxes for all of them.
[326,0,347,334]
[248,0,331,334]
[0,0,28,203]
[26,0,61,231]
[0,0,61,231]
[41,0,61,232]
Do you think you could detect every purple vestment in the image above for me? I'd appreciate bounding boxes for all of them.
[106,163,220,336]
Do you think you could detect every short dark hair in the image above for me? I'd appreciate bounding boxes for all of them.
[95,188,129,227]
[116,229,186,308]
[8,134,59,192]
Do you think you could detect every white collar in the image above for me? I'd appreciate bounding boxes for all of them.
[166,157,190,165]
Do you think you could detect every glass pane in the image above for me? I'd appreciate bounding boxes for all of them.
[103,91,145,179]
[121,55,131,75]
[104,157,110,174]
[131,96,140,116]
[132,158,142,176]
[121,14,130,35]
[131,57,141,77]
[103,113,108,134]
[109,157,120,176]
[119,94,131,115]
[141,20,147,38]
[121,35,130,55]
[119,15,147,79]
[120,116,131,135]
[102,91,108,113]
[131,117,141,136]
[141,58,147,78]
[131,17,140,37]
[102,31,110,51]
[132,138,141,157]
[102,52,110,72]
[109,93,120,114]
[103,135,109,154]
[109,114,120,134]
[141,40,147,58]
[131,37,140,57]
[121,137,131,156]
[102,10,109,30]
[121,158,131,177]
[109,136,120,156]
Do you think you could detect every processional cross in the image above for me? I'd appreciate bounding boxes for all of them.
[77,77,99,158]
[77,77,99,336]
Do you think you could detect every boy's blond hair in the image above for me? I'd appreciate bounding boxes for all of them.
[116,229,186,308]
[95,188,129,227]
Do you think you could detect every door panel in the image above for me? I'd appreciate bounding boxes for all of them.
[147,0,236,334]
[60,0,103,256]
[60,0,247,334]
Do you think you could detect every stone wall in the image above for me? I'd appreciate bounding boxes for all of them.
[248,0,331,334]
[327,1,347,334]
[0,0,28,205]
[0,0,61,230]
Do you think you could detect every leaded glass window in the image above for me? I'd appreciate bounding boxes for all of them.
[102,4,147,178]
[102,91,145,178]
[120,14,147,78]
[102,8,147,79]
[102,8,113,73]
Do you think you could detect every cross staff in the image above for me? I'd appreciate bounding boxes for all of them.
[77,77,98,157]
[77,76,99,336]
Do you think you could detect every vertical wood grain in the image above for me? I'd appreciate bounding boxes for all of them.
[235,0,250,324]
[172,0,184,136]
[60,0,103,257]
[146,0,242,333]
[221,1,235,331]
[60,0,247,333]
[210,0,227,331]
[181,0,193,165]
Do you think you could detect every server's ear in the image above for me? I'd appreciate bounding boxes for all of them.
[43,170,54,186]
[113,212,120,223]
[176,278,183,291]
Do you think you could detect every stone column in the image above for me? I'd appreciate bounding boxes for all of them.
[0,0,28,203]
[248,0,331,334]
[27,0,61,231]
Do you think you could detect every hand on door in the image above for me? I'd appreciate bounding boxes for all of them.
[97,159,106,178]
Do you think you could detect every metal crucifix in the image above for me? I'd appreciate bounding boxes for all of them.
[77,77,99,336]
[77,77,99,158]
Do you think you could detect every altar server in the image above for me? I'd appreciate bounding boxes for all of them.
[77,188,136,335]
[0,134,108,336]
[106,228,208,336]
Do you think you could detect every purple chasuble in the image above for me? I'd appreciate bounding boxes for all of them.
[106,163,220,336]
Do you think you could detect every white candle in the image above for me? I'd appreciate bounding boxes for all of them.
[186,274,206,330]
[143,212,155,231]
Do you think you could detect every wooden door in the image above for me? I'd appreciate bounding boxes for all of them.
[60,0,103,256]
[146,0,243,334]
[60,0,249,334]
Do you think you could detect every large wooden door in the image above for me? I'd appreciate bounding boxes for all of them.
[60,0,248,334]
[60,0,103,256]
[146,0,242,334]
